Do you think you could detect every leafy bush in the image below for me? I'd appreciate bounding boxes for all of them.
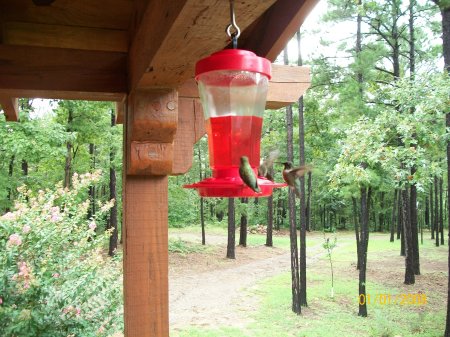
[0,172,123,337]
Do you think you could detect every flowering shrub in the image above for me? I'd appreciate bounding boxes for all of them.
[0,172,123,337]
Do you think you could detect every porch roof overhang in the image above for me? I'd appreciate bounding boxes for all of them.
[0,0,319,121]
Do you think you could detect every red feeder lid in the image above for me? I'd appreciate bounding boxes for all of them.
[195,49,272,80]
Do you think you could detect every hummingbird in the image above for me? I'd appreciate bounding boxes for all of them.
[258,149,280,181]
[239,156,261,193]
[282,162,312,197]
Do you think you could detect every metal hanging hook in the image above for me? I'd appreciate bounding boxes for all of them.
[226,0,240,48]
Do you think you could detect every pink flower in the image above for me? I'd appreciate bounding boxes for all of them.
[7,234,22,246]
[0,297,3,305]
[1,212,16,220]
[75,307,81,316]
[52,273,60,278]
[22,225,31,234]
[18,262,30,277]
[88,221,97,231]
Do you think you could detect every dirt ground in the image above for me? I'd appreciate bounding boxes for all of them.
[169,231,326,331]
[168,231,448,333]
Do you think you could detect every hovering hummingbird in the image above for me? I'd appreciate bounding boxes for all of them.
[239,156,261,193]
[258,149,280,181]
[282,162,312,197]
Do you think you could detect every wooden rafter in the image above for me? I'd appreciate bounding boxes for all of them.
[0,95,19,121]
[129,0,277,91]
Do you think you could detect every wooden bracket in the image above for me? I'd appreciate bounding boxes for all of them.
[127,89,178,175]
[0,95,19,121]
[171,97,205,175]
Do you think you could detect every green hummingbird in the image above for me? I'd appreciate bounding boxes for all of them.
[282,162,311,197]
[258,149,280,181]
[239,156,261,193]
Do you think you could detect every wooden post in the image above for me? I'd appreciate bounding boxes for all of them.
[123,89,177,337]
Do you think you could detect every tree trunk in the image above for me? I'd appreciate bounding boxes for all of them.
[239,198,248,247]
[425,195,430,231]
[402,187,415,284]
[410,181,420,275]
[440,177,445,245]
[64,108,73,189]
[227,198,236,259]
[306,171,312,231]
[266,194,274,247]
[108,110,118,256]
[6,155,15,212]
[87,143,96,220]
[436,175,440,247]
[197,146,206,245]
[353,196,361,270]
[390,189,397,242]
[431,183,435,238]
[397,190,402,241]
[358,186,370,317]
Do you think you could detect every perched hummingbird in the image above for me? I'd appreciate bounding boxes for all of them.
[282,162,311,197]
[258,149,280,181]
[239,156,261,193]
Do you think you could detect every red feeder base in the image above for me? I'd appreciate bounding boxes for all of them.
[184,168,286,198]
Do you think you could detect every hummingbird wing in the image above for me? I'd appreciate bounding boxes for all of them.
[291,165,312,178]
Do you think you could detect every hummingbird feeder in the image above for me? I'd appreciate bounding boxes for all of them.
[184,0,285,198]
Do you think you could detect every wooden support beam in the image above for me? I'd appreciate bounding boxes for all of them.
[237,0,320,61]
[123,90,171,337]
[0,45,127,95]
[0,96,19,121]
[129,0,276,91]
[3,22,128,52]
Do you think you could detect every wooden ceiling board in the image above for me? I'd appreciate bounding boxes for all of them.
[130,0,277,90]
[0,45,127,93]
[3,22,128,52]
[0,0,134,30]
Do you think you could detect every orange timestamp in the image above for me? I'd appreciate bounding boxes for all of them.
[358,293,427,306]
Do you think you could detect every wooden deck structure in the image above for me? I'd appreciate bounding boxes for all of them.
[0,0,318,335]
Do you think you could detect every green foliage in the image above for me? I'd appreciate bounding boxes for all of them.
[0,173,122,337]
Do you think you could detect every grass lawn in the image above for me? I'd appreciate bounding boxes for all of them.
[171,228,448,337]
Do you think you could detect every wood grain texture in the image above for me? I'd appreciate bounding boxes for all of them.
[0,96,19,121]
[129,90,178,142]
[1,0,133,30]
[130,0,276,91]
[237,0,320,61]
[123,175,169,337]
[126,89,178,176]
[171,98,205,175]
[3,22,128,52]
[0,45,127,94]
